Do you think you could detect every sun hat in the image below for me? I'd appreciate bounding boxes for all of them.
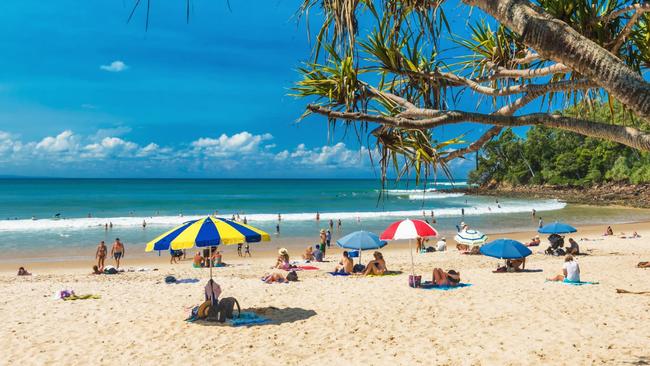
[320,229,326,233]
[278,248,288,255]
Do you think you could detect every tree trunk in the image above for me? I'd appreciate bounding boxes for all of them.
[464,0,650,121]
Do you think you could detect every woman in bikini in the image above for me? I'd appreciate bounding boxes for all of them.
[95,240,107,271]
[432,268,460,286]
[362,251,387,276]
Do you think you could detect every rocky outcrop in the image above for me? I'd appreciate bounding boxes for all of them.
[462,183,650,208]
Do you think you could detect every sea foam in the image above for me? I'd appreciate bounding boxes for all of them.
[0,199,566,232]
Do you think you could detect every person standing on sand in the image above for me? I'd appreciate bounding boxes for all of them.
[95,240,107,271]
[319,229,327,256]
[111,238,125,269]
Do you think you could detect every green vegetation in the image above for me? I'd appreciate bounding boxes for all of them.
[468,103,650,186]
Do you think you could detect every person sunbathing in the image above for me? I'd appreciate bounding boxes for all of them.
[637,262,650,268]
[193,252,204,268]
[566,238,580,255]
[275,248,291,269]
[302,246,314,261]
[211,251,224,267]
[432,268,460,286]
[527,236,541,247]
[261,272,287,284]
[603,226,614,236]
[362,251,386,276]
[334,251,353,274]
[92,265,102,275]
[548,255,580,282]
[17,267,31,276]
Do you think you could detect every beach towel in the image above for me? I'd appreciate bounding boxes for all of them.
[284,265,319,271]
[328,271,350,276]
[419,282,472,290]
[545,280,599,286]
[171,278,200,284]
[367,270,402,277]
[492,269,543,273]
[229,312,269,327]
[63,294,101,300]
[562,280,599,286]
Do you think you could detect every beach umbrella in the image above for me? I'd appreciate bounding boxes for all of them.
[336,230,387,264]
[380,219,437,276]
[479,239,532,259]
[538,221,577,234]
[454,229,488,246]
[145,216,270,279]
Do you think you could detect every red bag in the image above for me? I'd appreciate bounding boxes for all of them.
[408,275,422,288]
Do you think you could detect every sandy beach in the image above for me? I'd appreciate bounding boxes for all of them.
[1,220,649,365]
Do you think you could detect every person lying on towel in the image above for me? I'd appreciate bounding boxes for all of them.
[432,268,460,287]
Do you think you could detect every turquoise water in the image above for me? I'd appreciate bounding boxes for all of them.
[0,179,647,259]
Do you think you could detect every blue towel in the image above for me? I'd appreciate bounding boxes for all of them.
[419,283,472,290]
[173,278,200,284]
[229,312,269,326]
[328,271,350,276]
[563,279,599,286]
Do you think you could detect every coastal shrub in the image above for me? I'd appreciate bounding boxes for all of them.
[469,102,650,187]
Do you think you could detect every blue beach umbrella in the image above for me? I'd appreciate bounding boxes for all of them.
[336,230,387,263]
[538,221,577,234]
[480,239,532,259]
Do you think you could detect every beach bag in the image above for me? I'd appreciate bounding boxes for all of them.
[207,297,241,322]
[164,275,177,284]
[426,246,435,253]
[286,270,299,282]
[408,275,422,288]
[352,264,365,273]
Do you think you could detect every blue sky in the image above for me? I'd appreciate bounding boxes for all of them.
[0,0,521,178]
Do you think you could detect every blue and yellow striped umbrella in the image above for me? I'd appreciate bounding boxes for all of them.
[145,216,271,252]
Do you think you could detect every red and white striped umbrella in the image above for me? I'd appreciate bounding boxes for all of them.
[380,219,438,240]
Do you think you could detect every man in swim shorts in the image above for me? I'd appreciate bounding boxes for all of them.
[111,238,125,269]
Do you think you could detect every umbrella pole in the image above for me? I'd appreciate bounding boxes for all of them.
[409,239,415,276]
[209,246,213,280]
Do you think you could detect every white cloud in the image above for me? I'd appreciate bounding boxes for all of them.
[35,130,79,153]
[191,132,273,157]
[280,142,369,168]
[100,60,128,72]
[0,129,376,177]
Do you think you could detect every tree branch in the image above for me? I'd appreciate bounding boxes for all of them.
[609,10,643,51]
[486,61,571,79]
[307,104,650,151]
[601,3,650,22]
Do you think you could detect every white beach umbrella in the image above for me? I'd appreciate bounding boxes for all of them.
[454,229,488,246]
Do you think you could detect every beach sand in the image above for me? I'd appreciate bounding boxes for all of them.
[1,221,649,365]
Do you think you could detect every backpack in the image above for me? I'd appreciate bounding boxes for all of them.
[286,270,299,282]
[352,264,365,273]
[207,297,240,322]
[164,275,177,284]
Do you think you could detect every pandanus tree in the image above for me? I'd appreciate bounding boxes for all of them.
[292,0,650,181]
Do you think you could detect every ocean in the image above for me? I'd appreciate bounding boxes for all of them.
[1,178,647,261]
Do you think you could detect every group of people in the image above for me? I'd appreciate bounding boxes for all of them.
[334,250,387,275]
[302,245,324,262]
[95,238,125,271]
[193,247,225,268]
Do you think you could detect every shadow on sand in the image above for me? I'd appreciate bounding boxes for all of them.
[193,306,317,327]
